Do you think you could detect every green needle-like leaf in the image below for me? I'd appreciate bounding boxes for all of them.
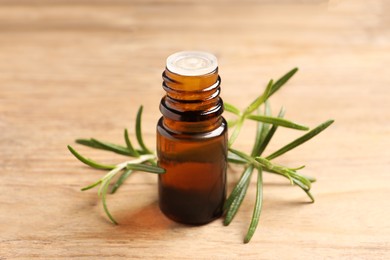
[264,101,271,116]
[292,179,315,202]
[246,114,309,130]
[291,177,309,191]
[101,175,118,224]
[229,148,258,166]
[67,145,115,170]
[290,165,306,171]
[111,169,133,194]
[228,117,244,147]
[227,151,248,164]
[269,67,298,97]
[224,174,253,226]
[90,138,133,156]
[251,101,271,157]
[256,108,285,156]
[227,119,238,128]
[126,163,166,174]
[136,106,152,154]
[76,139,106,149]
[301,174,316,183]
[224,102,241,115]
[244,167,263,243]
[124,129,139,157]
[266,119,334,160]
[304,190,315,202]
[77,138,145,156]
[224,165,254,211]
[244,80,273,115]
[250,108,264,157]
[81,179,102,191]
[289,171,311,190]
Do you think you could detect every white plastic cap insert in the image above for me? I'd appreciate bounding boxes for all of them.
[166,51,218,76]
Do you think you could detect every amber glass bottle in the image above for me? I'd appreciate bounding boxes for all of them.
[157,51,227,225]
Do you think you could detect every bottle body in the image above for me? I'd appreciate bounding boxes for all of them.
[157,51,227,225]
[157,118,227,224]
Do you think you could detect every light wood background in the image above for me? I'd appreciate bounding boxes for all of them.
[1,0,389,259]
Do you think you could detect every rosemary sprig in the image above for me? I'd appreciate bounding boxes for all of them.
[68,67,334,243]
[244,167,263,243]
[68,106,166,225]
[224,67,334,243]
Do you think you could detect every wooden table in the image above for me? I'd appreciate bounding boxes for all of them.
[1,0,389,259]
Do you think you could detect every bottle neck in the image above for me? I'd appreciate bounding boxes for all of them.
[160,68,224,133]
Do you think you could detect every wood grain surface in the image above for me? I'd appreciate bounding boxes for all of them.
[1,0,389,259]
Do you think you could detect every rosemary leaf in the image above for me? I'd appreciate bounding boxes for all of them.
[256,107,285,156]
[126,163,166,174]
[292,179,315,203]
[90,138,133,156]
[229,148,258,165]
[292,178,309,191]
[259,101,272,144]
[227,151,248,164]
[301,174,316,183]
[136,106,152,154]
[250,108,264,157]
[305,190,315,203]
[81,179,102,191]
[124,129,139,157]
[264,100,272,116]
[244,79,273,115]
[269,67,298,97]
[289,171,311,190]
[67,145,115,170]
[266,119,334,160]
[76,139,105,149]
[227,119,238,128]
[224,165,254,211]
[290,165,306,171]
[224,102,241,115]
[101,175,118,224]
[224,171,253,226]
[244,167,263,243]
[228,117,244,147]
[111,169,133,194]
[246,114,308,130]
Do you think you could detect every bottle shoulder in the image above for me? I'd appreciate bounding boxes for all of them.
[157,117,227,140]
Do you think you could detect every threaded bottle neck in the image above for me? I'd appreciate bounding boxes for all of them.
[160,68,223,123]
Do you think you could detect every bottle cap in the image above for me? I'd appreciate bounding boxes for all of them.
[166,51,218,76]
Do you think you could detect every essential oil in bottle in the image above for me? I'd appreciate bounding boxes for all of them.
[157,51,228,225]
